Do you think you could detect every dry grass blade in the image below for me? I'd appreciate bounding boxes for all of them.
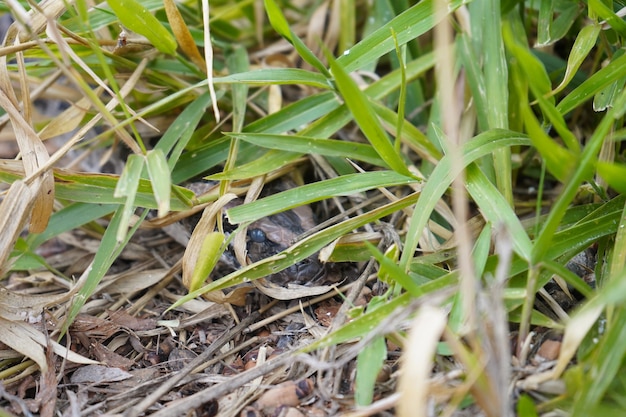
[0,180,36,273]
[164,0,206,70]
[397,305,447,417]
[0,76,54,233]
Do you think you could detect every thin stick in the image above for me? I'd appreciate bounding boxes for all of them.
[124,312,259,417]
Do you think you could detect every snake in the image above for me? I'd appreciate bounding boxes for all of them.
[179,179,336,286]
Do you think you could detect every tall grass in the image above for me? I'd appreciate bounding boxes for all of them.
[2,0,626,415]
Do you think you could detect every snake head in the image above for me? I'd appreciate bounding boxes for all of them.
[245,208,329,285]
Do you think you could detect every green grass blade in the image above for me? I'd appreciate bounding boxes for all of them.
[156,92,213,170]
[337,0,468,72]
[227,132,387,167]
[399,129,531,270]
[61,207,147,336]
[557,52,626,115]
[146,149,171,218]
[52,171,193,210]
[114,154,144,242]
[552,24,601,96]
[215,69,330,89]
[532,89,626,262]
[26,203,116,250]
[107,0,177,54]
[207,150,303,181]
[263,0,331,77]
[227,171,418,224]
[588,0,626,38]
[466,164,532,260]
[328,54,412,177]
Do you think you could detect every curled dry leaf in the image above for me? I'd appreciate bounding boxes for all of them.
[38,95,92,140]
[70,364,132,385]
[253,278,333,300]
[0,316,97,372]
[254,379,314,414]
[99,269,169,296]
[0,284,97,371]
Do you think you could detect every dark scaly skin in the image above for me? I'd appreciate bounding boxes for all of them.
[192,180,335,285]
[244,204,327,285]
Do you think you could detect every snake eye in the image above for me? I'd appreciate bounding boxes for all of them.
[248,228,267,243]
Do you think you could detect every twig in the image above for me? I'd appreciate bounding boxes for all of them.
[124,311,259,417]
[146,353,293,417]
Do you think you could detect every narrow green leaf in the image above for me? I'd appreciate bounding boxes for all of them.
[366,242,423,296]
[337,0,466,73]
[466,164,532,260]
[548,2,580,43]
[27,203,116,249]
[107,0,177,54]
[114,155,144,199]
[552,24,601,96]
[520,104,576,182]
[114,154,144,242]
[532,89,624,261]
[146,149,171,218]
[214,69,330,89]
[264,0,331,77]
[61,208,147,336]
[536,0,554,46]
[328,55,412,177]
[156,92,213,170]
[227,171,418,224]
[589,0,626,38]
[227,132,387,167]
[372,102,442,161]
[557,52,626,115]
[303,271,460,352]
[516,395,538,416]
[190,232,226,292]
[227,46,250,133]
[597,161,626,194]
[399,129,531,270]
[503,22,554,105]
[355,335,386,406]
[458,34,489,131]
[484,0,511,203]
[593,78,626,112]
[572,303,626,415]
[51,171,192,210]
[208,149,303,181]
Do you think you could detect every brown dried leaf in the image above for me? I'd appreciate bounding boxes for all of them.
[91,341,135,370]
[163,0,206,70]
[99,269,168,296]
[3,0,67,43]
[37,337,57,417]
[0,286,67,322]
[70,365,132,384]
[69,314,121,340]
[108,310,157,331]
